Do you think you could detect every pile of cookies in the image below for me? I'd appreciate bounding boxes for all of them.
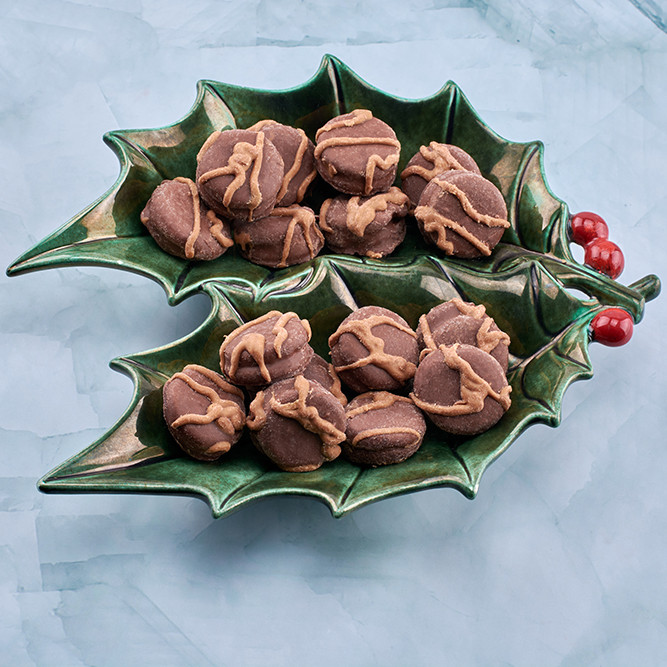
[140,109,510,265]
[162,298,512,472]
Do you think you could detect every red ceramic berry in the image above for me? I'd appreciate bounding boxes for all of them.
[569,211,609,246]
[590,308,633,346]
[584,238,624,279]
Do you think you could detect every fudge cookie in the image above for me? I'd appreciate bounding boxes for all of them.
[196,129,284,222]
[417,298,510,370]
[162,364,246,461]
[301,352,347,406]
[400,142,481,208]
[246,120,317,206]
[247,375,346,472]
[219,311,314,388]
[329,306,419,394]
[314,109,401,196]
[140,177,233,260]
[415,170,510,258]
[343,391,426,467]
[319,187,409,258]
[233,204,324,268]
[411,343,511,436]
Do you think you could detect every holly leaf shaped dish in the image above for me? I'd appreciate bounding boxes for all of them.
[8,55,659,517]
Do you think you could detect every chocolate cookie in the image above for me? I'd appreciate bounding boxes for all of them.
[400,142,481,208]
[328,306,419,394]
[233,204,324,268]
[411,343,511,436]
[140,177,233,260]
[301,352,347,406]
[196,129,284,222]
[162,364,246,461]
[219,311,314,388]
[417,298,510,370]
[415,170,510,258]
[247,375,346,472]
[319,187,409,258]
[246,120,317,206]
[343,391,426,467]
[314,109,401,196]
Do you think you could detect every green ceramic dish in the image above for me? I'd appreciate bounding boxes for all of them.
[8,55,659,518]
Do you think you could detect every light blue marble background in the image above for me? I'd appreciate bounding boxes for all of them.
[2,1,667,665]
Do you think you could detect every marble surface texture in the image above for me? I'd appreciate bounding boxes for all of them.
[2,1,666,665]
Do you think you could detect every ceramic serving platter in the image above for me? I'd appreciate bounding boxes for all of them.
[8,55,659,518]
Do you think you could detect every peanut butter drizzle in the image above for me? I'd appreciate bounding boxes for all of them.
[295,164,318,202]
[419,298,510,359]
[476,315,510,355]
[228,332,273,383]
[315,137,400,195]
[246,390,266,431]
[269,375,345,456]
[410,344,511,417]
[220,311,311,382]
[169,364,245,454]
[272,206,322,268]
[415,205,494,256]
[247,119,278,132]
[197,130,222,163]
[345,187,409,237]
[315,109,373,140]
[363,151,401,195]
[172,177,232,258]
[451,298,486,320]
[415,179,509,255]
[418,314,438,360]
[434,178,510,228]
[198,132,266,221]
[234,230,252,251]
[315,110,401,195]
[314,136,401,158]
[352,427,423,448]
[247,377,344,457]
[325,362,347,406]
[247,120,317,203]
[347,393,422,448]
[172,177,201,259]
[207,210,234,249]
[279,128,314,202]
[346,391,414,418]
[318,198,333,232]
[328,314,417,383]
[400,142,467,181]
[272,311,301,357]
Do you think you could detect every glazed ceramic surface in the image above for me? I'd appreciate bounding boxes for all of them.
[8,55,659,518]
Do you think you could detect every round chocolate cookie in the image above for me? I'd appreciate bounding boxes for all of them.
[400,142,481,208]
[415,170,510,258]
[219,311,314,388]
[301,352,347,406]
[233,204,324,268]
[140,177,233,260]
[247,375,346,472]
[319,186,409,258]
[162,364,246,461]
[343,391,426,467]
[417,298,510,370]
[246,120,317,206]
[328,306,419,394]
[411,343,512,436]
[314,109,401,196]
[196,129,284,222]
